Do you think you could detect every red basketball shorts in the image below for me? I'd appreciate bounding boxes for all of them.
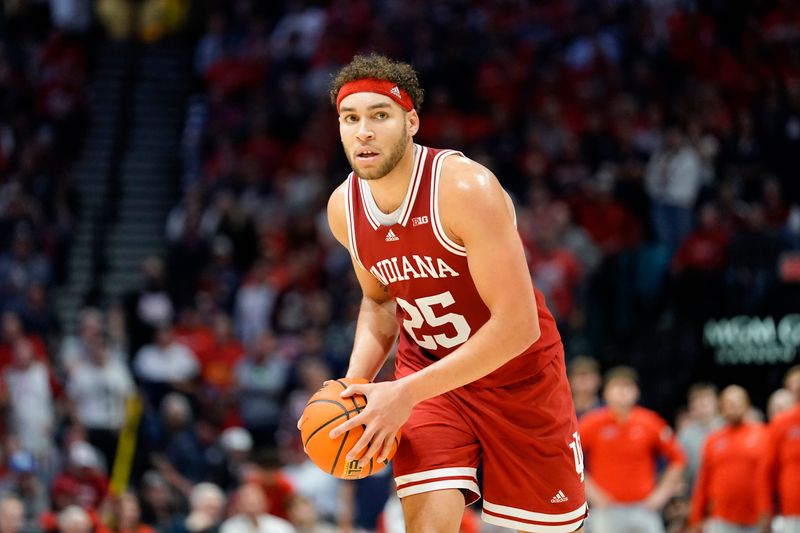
[393,352,588,532]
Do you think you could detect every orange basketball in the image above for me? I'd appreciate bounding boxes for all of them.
[299,377,400,479]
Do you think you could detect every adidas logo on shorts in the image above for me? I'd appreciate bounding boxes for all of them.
[550,490,569,503]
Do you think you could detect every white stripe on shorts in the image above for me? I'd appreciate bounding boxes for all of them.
[482,500,587,533]
[394,467,480,501]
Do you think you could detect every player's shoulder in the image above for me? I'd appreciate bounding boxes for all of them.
[439,152,499,195]
[327,177,351,245]
[328,176,350,208]
[436,151,511,231]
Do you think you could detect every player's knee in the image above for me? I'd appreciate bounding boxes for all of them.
[401,491,463,533]
[515,525,584,533]
[404,516,459,533]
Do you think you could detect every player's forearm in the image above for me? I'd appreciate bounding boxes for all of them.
[345,297,399,380]
[400,313,539,404]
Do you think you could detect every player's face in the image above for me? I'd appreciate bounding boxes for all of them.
[338,92,417,180]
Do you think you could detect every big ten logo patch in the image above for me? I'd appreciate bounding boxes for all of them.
[412,216,429,226]
[343,459,363,479]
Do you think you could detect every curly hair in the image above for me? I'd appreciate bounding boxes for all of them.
[330,54,424,112]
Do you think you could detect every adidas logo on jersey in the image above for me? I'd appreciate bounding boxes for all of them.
[385,229,399,242]
[550,490,569,503]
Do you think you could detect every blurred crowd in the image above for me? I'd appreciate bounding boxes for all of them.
[1,0,800,532]
[0,2,86,339]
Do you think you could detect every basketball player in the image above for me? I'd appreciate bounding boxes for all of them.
[312,54,586,532]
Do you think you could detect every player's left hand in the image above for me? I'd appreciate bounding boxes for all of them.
[328,380,412,467]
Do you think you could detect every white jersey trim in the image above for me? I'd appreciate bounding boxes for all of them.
[399,145,427,226]
[481,512,585,533]
[398,479,481,500]
[483,500,588,522]
[395,467,480,502]
[430,150,467,257]
[357,144,425,229]
[394,466,478,486]
[344,174,367,271]
[358,178,380,230]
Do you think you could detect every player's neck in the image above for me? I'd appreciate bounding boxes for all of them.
[365,142,416,214]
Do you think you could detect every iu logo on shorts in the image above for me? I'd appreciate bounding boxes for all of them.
[568,432,585,482]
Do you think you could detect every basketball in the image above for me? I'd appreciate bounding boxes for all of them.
[299,377,400,479]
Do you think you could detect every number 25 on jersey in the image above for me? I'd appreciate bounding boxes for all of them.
[396,291,471,350]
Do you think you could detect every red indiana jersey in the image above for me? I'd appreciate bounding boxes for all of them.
[344,145,562,388]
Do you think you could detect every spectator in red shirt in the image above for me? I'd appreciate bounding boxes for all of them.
[570,172,642,257]
[51,441,108,512]
[242,451,296,521]
[759,381,800,532]
[672,204,731,320]
[526,219,582,324]
[172,308,215,367]
[580,366,686,533]
[672,204,731,274]
[688,385,767,533]
[0,311,49,371]
[194,313,243,392]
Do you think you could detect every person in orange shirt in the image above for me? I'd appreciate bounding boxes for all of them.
[688,385,767,533]
[579,366,685,533]
[759,381,800,533]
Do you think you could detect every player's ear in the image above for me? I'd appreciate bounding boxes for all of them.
[407,109,420,136]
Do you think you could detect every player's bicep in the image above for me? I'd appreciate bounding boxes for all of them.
[327,182,349,247]
[352,257,392,303]
[442,165,538,330]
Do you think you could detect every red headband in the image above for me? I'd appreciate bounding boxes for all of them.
[336,78,414,113]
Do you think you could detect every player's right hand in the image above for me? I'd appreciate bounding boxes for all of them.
[329,379,412,467]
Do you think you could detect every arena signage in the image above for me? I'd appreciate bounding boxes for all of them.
[703,314,800,365]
